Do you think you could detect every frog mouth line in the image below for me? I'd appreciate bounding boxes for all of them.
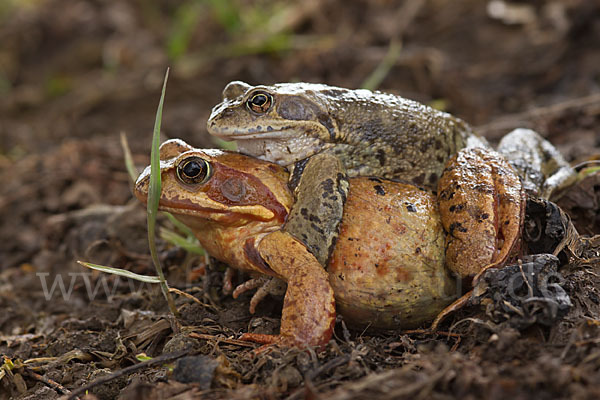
[157,199,228,216]
[210,128,299,140]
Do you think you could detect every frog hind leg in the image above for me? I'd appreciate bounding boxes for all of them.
[284,152,349,266]
[496,128,576,200]
[241,230,336,347]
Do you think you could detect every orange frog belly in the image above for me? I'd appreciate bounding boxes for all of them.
[328,178,458,330]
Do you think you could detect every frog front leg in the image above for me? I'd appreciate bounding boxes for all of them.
[497,128,576,199]
[239,230,336,347]
[283,152,349,266]
[233,153,346,316]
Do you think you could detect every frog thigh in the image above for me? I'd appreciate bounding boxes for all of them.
[258,230,336,347]
[496,128,576,199]
[283,153,349,266]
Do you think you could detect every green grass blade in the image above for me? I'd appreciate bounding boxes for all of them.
[212,137,237,151]
[77,261,161,283]
[163,212,196,239]
[361,39,402,91]
[148,68,179,317]
[159,228,205,255]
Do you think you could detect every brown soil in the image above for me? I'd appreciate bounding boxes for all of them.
[1,1,600,399]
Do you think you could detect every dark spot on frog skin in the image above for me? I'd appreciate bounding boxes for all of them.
[256,125,262,130]
[321,178,334,195]
[435,139,443,150]
[479,213,489,221]
[267,126,274,132]
[449,203,465,212]
[300,208,309,217]
[428,173,438,185]
[412,173,426,185]
[310,223,325,235]
[309,214,322,223]
[420,138,433,153]
[376,149,386,167]
[405,202,416,212]
[289,159,309,191]
[448,222,468,235]
[317,113,337,141]
[415,247,421,254]
[374,185,386,196]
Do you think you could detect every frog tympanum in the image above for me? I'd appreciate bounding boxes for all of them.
[207,82,575,267]
[134,139,524,347]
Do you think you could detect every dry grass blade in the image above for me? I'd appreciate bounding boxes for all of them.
[120,132,138,184]
[77,261,161,283]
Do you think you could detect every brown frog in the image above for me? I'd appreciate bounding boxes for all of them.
[134,139,523,346]
[207,82,575,268]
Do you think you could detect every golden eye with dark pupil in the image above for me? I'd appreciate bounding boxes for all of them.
[177,157,211,185]
[247,92,272,113]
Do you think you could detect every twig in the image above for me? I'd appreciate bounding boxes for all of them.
[189,332,257,348]
[169,287,214,309]
[64,350,187,400]
[23,369,77,398]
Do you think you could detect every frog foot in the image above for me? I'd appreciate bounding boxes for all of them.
[438,147,525,278]
[232,276,286,314]
[432,147,526,328]
[222,267,236,295]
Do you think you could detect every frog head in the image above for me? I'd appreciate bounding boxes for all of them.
[134,139,294,274]
[134,139,293,228]
[207,81,343,166]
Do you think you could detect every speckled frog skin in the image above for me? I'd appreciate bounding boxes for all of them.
[207,81,575,265]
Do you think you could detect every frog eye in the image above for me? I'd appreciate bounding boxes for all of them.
[246,92,272,114]
[176,156,212,185]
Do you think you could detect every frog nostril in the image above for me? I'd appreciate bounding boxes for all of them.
[222,108,235,118]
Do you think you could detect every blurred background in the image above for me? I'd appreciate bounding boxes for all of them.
[1,2,600,398]
[1,0,599,277]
